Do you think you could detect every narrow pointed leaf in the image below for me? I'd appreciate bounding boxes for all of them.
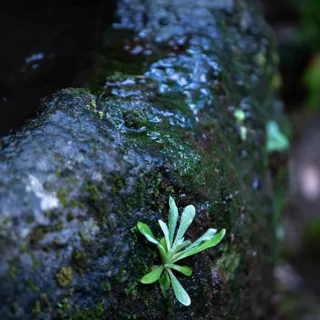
[137,222,159,245]
[159,220,171,251]
[163,270,171,289]
[159,270,171,297]
[166,264,192,276]
[141,265,164,284]
[159,237,167,252]
[173,239,192,254]
[173,205,195,247]
[168,196,179,245]
[168,269,191,306]
[173,229,226,262]
[159,278,167,297]
[185,228,217,251]
[158,243,168,264]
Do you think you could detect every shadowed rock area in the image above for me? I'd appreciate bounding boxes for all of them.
[0,0,280,319]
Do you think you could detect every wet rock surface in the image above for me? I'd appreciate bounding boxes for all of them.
[0,0,279,319]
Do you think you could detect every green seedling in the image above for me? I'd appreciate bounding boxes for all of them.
[266,120,289,153]
[137,196,226,306]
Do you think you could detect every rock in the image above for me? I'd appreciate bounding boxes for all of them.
[0,0,279,319]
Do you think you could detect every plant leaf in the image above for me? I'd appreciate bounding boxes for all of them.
[168,196,179,245]
[173,205,195,248]
[173,229,226,262]
[163,270,171,289]
[166,264,192,276]
[159,220,171,251]
[141,265,164,284]
[168,269,191,306]
[173,238,192,254]
[159,278,167,297]
[159,270,171,297]
[185,228,217,251]
[159,237,167,252]
[266,121,289,153]
[137,222,159,245]
[157,243,168,264]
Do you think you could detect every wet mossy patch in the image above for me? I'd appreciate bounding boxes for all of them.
[71,250,88,272]
[56,267,73,288]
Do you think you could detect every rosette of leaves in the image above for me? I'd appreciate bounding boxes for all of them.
[137,196,226,306]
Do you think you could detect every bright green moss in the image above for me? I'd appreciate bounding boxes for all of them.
[56,267,73,288]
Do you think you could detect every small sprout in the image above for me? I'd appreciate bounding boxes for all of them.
[234,109,246,123]
[137,196,226,306]
[240,126,248,141]
[266,121,289,153]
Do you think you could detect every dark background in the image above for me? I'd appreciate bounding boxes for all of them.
[0,0,116,137]
[259,1,320,319]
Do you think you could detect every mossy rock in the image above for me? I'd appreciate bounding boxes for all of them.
[0,0,279,319]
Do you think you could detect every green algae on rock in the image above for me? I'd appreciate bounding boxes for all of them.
[0,0,280,319]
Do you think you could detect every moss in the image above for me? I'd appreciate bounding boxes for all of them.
[53,237,60,246]
[60,88,89,97]
[79,230,90,244]
[57,298,71,313]
[56,267,73,288]
[29,226,50,245]
[84,183,99,202]
[71,250,88,272]
[71,302,105,320]
[26,279,40,293]
[32,256,40,270]
[117,269,128,283]
[111,174,126,195]
[255,52,267,68]
[66,177,79,184]
[54,153,63,161]
[29,223,63,246]
[69,199,85,209]
[124,282,138,296]
[53,221,64,231]
[2,217,9,225]
[103,281,111,292]
[67,213,76,222]
[84,96,105,119]
[32,300,41,315]
[216,251,240,278]
[25,215,34,223]
[20,245,28,252]
[41,293,48,301]
[123,108,148,129]
[57,188,69,206]
[8,259,18,280]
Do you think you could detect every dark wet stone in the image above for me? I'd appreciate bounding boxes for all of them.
[0,0,279,319]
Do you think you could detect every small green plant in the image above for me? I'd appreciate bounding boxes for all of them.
[266,121,289,153]
[137,196,226,306]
